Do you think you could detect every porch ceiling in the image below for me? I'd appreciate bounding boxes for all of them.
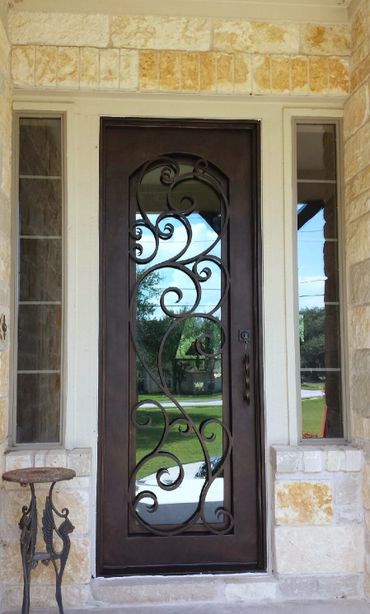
[10,0,354,23]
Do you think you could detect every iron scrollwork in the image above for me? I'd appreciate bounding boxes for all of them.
[128,155,234,535]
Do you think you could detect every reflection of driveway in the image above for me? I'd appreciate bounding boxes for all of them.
[301,389,324,399]
[145,399,222,408]
[137,461,223,525]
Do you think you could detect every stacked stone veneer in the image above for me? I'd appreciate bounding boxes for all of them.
[9,11,351,96]
[0,448,92,609]
[344,0,370,599]
[0,3,12,610]
[272,446,364,600]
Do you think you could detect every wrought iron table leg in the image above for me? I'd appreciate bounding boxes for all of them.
[19,484,37,614]
[42,481,75,614]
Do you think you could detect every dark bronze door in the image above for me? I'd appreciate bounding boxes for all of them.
[98,118,265,576]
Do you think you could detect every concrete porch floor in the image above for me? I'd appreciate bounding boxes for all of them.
[13,601,370,614]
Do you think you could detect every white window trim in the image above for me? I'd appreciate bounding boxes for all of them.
[283,107,349,445]
[11,108,69,448]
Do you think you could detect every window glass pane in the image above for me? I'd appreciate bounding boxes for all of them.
[16,117,63,444]
[296,123,343,439]
[297,124,336,180]
[19,118,61,177]
[301,371,342,439]
[19,178,62,236]
[17,374,60,444]
[19,239,62,302]
[18,305,61,371]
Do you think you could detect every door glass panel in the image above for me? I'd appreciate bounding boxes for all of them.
[130,157,232,531]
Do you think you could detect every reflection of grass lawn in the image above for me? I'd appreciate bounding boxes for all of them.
[301,382,325,391]
[136,404,223,479]
[302,397,325,437]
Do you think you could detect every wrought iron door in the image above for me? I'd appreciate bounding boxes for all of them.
[98,118,265,575]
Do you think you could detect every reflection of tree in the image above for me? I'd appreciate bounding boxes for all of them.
[136,275,221,395]
[300,307,325,372]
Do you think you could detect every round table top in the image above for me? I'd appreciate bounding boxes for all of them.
[2,467,76,485]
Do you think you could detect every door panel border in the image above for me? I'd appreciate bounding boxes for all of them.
[97,117,266,576]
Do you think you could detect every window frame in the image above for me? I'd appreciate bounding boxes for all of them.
[291,115,349,444]
[11,111,66,448]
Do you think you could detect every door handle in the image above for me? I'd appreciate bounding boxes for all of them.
[239,330,251,404]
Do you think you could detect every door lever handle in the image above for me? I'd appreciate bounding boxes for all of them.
[239,330,251,404]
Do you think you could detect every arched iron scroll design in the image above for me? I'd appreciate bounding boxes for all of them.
[128,155,233,535]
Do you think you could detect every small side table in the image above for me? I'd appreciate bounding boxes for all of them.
[2,467,76,614]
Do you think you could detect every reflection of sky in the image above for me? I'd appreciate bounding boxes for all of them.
[298,207,326,309]
[136,213,221,318]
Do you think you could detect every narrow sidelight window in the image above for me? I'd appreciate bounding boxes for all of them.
[296,122,344,439]
[15,117,63,444]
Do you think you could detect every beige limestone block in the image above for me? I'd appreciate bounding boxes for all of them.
[275,525,364,573]
[44,449,67,467]
[363,462,370,509]
[181,53,199,93]
[159,51,181,92]
[200,52,217,92]
[250,22,299,55]
[51,488,89,535]
[301,24,350,56]
[345,121,370,180]
[0,540,23,583]
[79,47,98,89]
[57,47,79,89]
[252,55,271,94]
[345,165,370,203]
[216,53,234,94]
[351,55,370,92]
[12,45,35,87]
[99,49,119,90]
[234,54,251,93]
[352,6,366,51]
[4,450,33,472]
[139,50,159,91]
[35,46,57,87]
[309,56,329,94]
[290,56,309,93]
[3,583,90,611]
[328,58,349,95]
[0,396,8,440]
[349,254,370,301]
[350,306,370,350]
[0,348,8,396]
[30,537,90,585]
[119,50,138,91]
[213,19,252,53]
[275,481,333,525]
[9,11,109,47]
[351,38,370,72]
[346,210,370,264]
[67,448,92,477]
[0,227,10,284]
[326,449,346,471]
[343,84,368,141]
[111,15,211,52]
[271,56,290,94]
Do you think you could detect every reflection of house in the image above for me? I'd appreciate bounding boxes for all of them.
[1,0,370,610]
[174,357,222,395]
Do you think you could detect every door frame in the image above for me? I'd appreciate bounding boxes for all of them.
[97,116,266,576]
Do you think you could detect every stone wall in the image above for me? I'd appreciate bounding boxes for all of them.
[272,446,364,599]
[9,11,351,96]
[0,2,12,610]
[344,0,370,599]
